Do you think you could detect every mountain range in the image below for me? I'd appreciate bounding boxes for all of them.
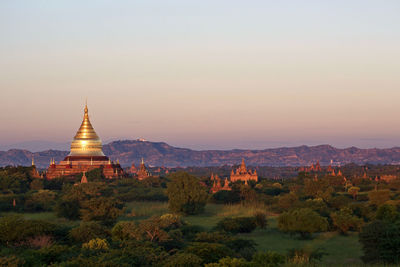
[1,140,400,169]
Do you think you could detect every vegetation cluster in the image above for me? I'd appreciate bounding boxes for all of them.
[1,164,400,266]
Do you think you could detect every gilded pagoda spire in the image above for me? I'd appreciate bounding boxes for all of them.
[69,103,105,157]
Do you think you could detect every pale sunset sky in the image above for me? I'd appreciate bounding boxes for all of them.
[0,1,399,150]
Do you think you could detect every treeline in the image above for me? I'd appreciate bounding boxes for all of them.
[1,166,400,265]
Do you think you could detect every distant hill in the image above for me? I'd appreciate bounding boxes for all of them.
[1,140,400,168]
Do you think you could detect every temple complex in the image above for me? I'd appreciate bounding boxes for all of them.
[210,173,231,193]
[230,159,258,182]
[136,158,150,180]
[30,157,42,179]
[46,104,123,179]
[128,163,138,175]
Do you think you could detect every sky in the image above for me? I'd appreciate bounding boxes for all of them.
[0,0,400,150]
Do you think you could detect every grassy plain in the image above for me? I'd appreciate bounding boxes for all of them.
[124,202,363,265]
[1,202,364,265]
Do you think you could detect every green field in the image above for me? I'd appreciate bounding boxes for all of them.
[122,201,363,266]
[1,201,364,266]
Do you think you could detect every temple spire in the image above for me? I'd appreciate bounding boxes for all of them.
[69,103,105,157]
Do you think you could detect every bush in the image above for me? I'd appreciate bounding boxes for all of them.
[252,251,285,266]
[205,257,250,267]
[80,197,125,225]
[359,220,400,264]
[82,238,109,251]
[254,212,267,229]
[216,217,257,234]
[164,253,203,267]
[368,190,391,206]
[278,208,328,239]
[330,207,364,234]
[212,190,241,204]
[185,242,234,264]
[69,221,109,243]
[24,190,56,212]
[0,215,56,246]
[55,199,80,220]
[376,204,399,223]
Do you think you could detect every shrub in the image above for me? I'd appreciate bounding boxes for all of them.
[368,190,391,206]
[212,190,241,204]
[254,212,267,229]
[252,251,285,267]
[82,238,109,251]
[216,217,257,234]
[80,197,125,225]
[205,257,250,267]
[330,207,364,234]
[287,248,326,264]
[164,253,203,267]
[0,255,25,267]
[55,199,80,220]
[278,208,328,239]
[225,238,257,261]
[185,242,234,264]
[24,190,56,212]
[0,215,56,246]
[69,221,109,243]
[376,204,399,223]
[359,220,400,264]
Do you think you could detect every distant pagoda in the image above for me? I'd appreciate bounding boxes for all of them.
[230,159,258,182]
[46,103,123,179]
[136,158,150,180]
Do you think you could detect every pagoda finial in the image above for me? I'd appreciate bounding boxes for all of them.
[141,158,144,164]
[84,99,88,116]
[31,156,35,166]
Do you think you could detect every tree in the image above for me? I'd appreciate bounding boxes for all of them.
[277,193,299,211]
[112,214,183,243]
[216,217,257,234]
[80,197,124,225]
[24,190,56,211]
[348,186,360,200]
[164,253,203,267]
[69,221,109,243]
[82,238,109,251]
[376,204,399,223]
[278,208,328,239]
[55,199,80,220]
[185,242,234,264]
[359,220,400,264]
[167,172,208,215]
[205,257,250,267]
[330,207,364,234]
[368,190,391,206]
[254,212,268,229]
[30,179,43,190]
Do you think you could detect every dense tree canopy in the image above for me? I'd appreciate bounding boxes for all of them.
[167,172,208,215]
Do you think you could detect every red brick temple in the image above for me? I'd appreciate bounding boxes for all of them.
[46,104,123,179]
[137,158,150,180]
[210,173,231,193]
[230,159,258,182]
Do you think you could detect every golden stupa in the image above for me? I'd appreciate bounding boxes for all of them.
[46,103,124,179]
[69,104,105,157]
